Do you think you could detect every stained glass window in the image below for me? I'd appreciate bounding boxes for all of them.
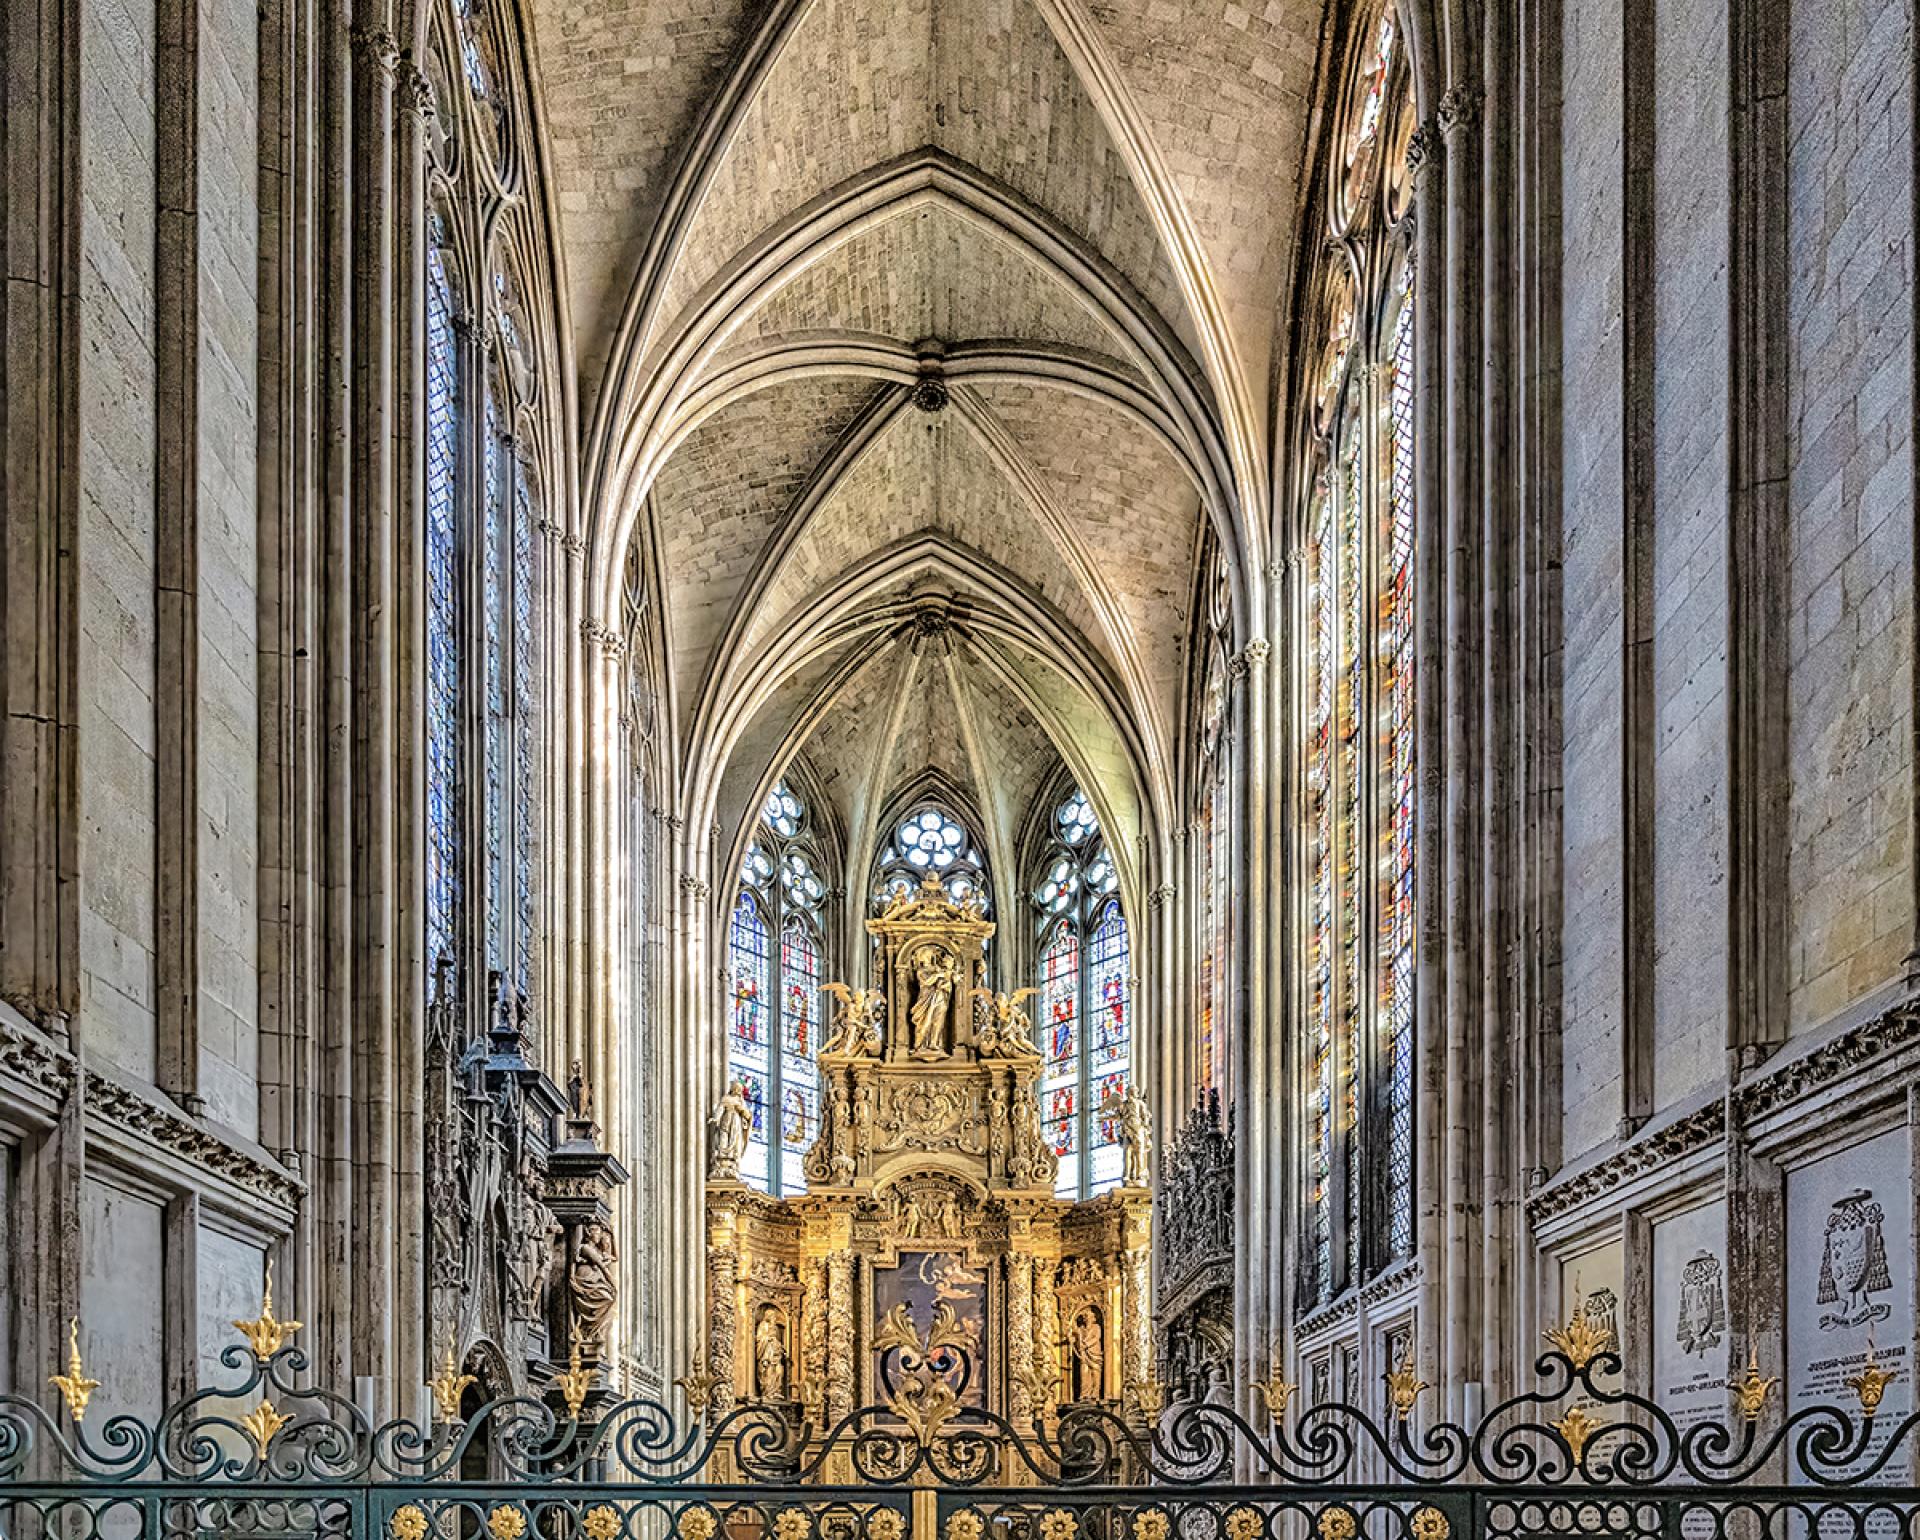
[1031,785,1134,1197]
[872,803,990,914]
[728,889,773,1191]
[726,779,831,1195]
[424,238,460,993]
[1295,1,1417,1303]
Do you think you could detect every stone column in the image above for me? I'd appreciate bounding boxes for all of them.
[825,1250,854,1421]
[1008,1251,1035,1424]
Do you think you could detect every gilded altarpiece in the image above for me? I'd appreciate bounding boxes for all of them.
[705,880,1152,1460]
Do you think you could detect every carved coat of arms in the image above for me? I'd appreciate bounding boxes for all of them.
[1675,1250,1725,1357]
[1816,1188,1893,1332]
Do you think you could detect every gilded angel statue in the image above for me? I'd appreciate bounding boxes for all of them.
[820,982,885,1057]
[972,987,1042,1061]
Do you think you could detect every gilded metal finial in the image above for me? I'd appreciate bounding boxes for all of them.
[50,1317,101,1423]
[675,1366,715,1418]
[1255,1361,1297,1424]
[1128,1371,1167,1421]
[1551,1403,1603,1464]
[876,1303,966,1444]
[554,1330,597,1419]
[240,1399,292,1460]
[233,1261,303,1359]
[1728,1349,1778,1421]
[1012,1361,1056,1419]
[429,1348,478,1423]
[1543,1292,1610,1371]
[1383,1348,1430,1420]
[1845,1340,1897,1419]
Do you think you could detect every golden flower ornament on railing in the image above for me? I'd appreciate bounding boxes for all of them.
[1040,1510,1078,1540]
[1316,1508,1355,1540]
[390,1505,429,1540]
[485,1505,527,1540]
[583,1507,622,1540]
[1409,1508,1450,1540]
[947,1510,986,1540]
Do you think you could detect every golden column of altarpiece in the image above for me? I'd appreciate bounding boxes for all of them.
[704,878,1152,1448]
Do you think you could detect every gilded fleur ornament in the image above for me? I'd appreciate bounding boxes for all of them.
[1317,1510,1356,1540]
[49,1317,101,1423]
[486,1506,528,1540]
[233,1262,303,1360]
[1012,1361,1056,1417]
[1543,1295,1610,1372]
[429,1349,478,1423]
[1255,1363,1297,1424]
[554,1333,597,1419]
[1383,1350,1430,1421]
[1552,1403,1602,1465]
[390,1506,430,1540]
[1845,1342,1897,1418]
[583,1508,622,1540]
[1728,1350,1778,1421]
[240,1399,293,1460]
[675,1366,715,1418]
[1128,1371,1167,1421]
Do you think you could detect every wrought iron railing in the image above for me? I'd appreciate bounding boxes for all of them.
[4,1299,1916,1540]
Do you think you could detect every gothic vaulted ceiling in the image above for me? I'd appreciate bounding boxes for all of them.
[532,0,1325,894]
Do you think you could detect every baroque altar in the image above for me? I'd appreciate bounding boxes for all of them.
[703,878,1153,1442]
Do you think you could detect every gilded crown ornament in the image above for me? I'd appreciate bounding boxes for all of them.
[428,1349,478,1424]
[1384,1349,1431,1420]
[240,1399,292,1460]
[1845,1341,1896,1418]
[233,1262,303,1360]
[49,1317,101,1423]
[1728,1349,1778,1421]
[1543,1294,1610,1371]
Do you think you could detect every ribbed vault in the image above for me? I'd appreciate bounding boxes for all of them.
[537,0,1328,929]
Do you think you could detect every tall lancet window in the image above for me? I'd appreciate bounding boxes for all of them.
[424,226,462,992]
[1192,547,1233,1101]
[418,0,558,1024]
[1031,788,1131,1198]
[727,780,830,1194]
[1297,2,1419,1305]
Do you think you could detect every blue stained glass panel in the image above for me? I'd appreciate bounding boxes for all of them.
[424,241,460,991]
[728,889,773,1192]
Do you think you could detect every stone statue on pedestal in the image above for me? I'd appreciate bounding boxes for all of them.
[711,1082,752,1179]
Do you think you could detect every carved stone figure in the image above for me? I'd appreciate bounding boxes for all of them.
[853,1084,875,1153]
[987,1085,1010,1167]
[570,1220,619,1352]
[974,988,1042,1061]
[821,984,886,1057]
[908,945,959,1058]
[1070,1307,1105,1401]
[711,1082,753,1179]
[1117,1086,1153,1188]
[754,1305,788,1401]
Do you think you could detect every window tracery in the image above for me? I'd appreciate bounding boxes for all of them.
[872,804,990,914]
[419,0,554,1024]
[1031,786,1131,1198]
[727,780,831,1194]
[1295,3,1419,1305]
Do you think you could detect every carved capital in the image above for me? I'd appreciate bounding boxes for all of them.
[394,56,434,122]
[350,24,400,77]
[581,618,626,659]
[1240,638,1271,670]
[1147,883,1177,912]
[1437,86,1481,137]
[680,875,711,901]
